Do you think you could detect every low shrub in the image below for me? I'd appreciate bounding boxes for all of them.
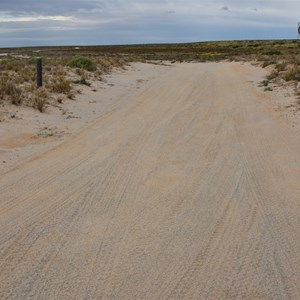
[260,80,269,87]
[264,50,281,56]
[68,56,96,71]
[261,61,277,68]
[264,87,273,91]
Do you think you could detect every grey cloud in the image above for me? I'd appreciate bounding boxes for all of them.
[0,0,299,47]
[0,0,101,16]
[221,6,229,11]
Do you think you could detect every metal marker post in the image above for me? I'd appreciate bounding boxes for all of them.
[36,58,43,88]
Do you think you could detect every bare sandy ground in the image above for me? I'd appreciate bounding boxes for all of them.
[0,62,300,299]
[0,63,166,174]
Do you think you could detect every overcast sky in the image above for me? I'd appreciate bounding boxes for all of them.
[0,0,299,47]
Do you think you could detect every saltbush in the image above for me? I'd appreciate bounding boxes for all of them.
[68,56,96,71]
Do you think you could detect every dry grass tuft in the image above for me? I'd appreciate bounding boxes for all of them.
[50,75,72,94]
[31,87,49,112]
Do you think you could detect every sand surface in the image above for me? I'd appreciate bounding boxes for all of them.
[0,62,300,299]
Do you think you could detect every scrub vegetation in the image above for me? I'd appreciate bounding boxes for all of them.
[0,39,299,112]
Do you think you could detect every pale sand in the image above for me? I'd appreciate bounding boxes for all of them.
[0,63,167,174]
[0,62,300,299]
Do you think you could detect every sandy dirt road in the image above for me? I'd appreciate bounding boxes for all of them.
[1,62,300,299]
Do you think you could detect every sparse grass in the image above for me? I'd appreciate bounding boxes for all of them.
[0,72,23,105]
[0,73,13,99]
[0,57,77,110]
[50,75,72,94]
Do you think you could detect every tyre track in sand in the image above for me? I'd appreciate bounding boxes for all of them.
[0,62,300,299]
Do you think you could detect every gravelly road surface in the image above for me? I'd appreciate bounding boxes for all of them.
[1,63,300,299]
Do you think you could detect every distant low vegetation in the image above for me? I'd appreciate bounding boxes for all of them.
[0,40,299,112]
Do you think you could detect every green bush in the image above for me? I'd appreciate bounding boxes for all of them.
[68,56,96,71]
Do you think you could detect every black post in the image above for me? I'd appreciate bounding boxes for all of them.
[36,58,43,88]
